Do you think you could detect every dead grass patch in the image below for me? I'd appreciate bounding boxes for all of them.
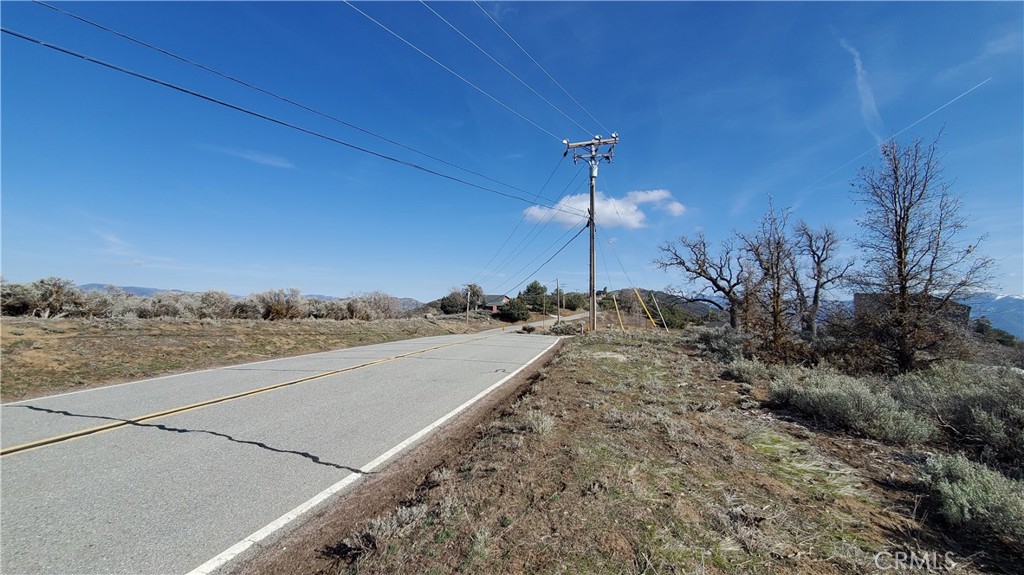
[0,316,498,402]
[245,330,997,575]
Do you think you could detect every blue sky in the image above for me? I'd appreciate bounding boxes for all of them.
[2,1,1021,302]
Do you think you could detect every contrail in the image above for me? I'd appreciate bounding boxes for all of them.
[798,77,993,195]
[840,38,885,145]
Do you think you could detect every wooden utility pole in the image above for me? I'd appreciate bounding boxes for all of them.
[555,278,560,325]
[563,133,618,332]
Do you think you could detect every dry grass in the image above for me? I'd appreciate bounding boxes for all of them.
[301,330,998,575]
[0,315,502,402]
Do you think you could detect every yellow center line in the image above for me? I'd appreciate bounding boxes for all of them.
[1,334,496,458]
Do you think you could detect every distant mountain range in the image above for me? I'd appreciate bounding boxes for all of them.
[960,293,1024,339]
[77,284,424,313]
[78,284,184,297]
[654,290,1023,339]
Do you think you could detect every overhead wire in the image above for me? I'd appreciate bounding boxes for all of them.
[497,224,588,296]
[419,0,592,135]
[477,167,587,288]
[31,0,573,209]
[343,0,563,142]
[470,154,566,285]
[1,27,586,218]
[475,161,584,285]
[473,0,611,136]
[793,77,993,199]
[21,2,610,299]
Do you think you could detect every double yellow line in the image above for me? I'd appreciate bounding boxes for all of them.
[1,334,492,458]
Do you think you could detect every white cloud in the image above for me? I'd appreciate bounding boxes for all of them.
[199,144,295,169]
[936,29,1023,84]
[840,39,885,145]
[524,188,685,229]
[95,231,132,257]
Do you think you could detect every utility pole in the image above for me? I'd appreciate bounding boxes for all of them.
[564,133,618,332]
[555,277,560,325]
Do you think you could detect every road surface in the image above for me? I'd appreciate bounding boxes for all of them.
[1,328,560,574]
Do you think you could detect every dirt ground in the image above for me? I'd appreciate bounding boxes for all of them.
[0,315,505,402]
[236,329,1020,575]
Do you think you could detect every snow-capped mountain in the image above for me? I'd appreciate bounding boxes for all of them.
[960,293,1024,339]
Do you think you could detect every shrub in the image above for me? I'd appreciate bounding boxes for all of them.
[1,281,39,316]
[548,322,581,336]
[254,288,305,320]
[922,453,1024,542]
[498,298,530,322]
[695,326,749,363]
[306,298,350,320]
[563,292,587,311]
[150,291,200,319]
[197,290,234,319]
[78,286,130,318]
[891,362,1024,478]
[769,371,935,445]
[722,358,771,384]
[348,291,401,320]
[230,297,263,320]
[437,290,467,315]
[6,277,84,318]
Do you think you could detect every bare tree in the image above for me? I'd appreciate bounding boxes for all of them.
[791,221,854,343]
[656,233,749,328]
[851,134,993,372]
[740,201,796,352]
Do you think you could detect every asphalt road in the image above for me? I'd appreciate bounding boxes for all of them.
[0,328,561,574]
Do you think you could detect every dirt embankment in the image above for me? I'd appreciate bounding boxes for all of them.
[238,330,1010,575]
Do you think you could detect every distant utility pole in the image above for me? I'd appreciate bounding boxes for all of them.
[555,278,560,325]
[564,133,618,332]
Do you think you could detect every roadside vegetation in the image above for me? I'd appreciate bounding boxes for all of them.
[249,329,1022,574]
[0,278,409,322]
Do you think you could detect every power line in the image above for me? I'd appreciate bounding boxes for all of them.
[473,0,611,136]
[471,154,566,284]
[419,1,592,135]
[477,168,588,287]
[796,77,992,199]
[31,0,570,209]
[499,224,587,296]
[343,0,563,142]
[1,27,586,219]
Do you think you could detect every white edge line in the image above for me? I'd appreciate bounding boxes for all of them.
[185,336,560,575]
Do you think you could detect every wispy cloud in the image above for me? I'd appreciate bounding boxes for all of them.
[199,144,295,169]
[936,29,1023,84]
[524,189,685,229]
[95,231,132,257]
[840,39,885,145]
[92,230,172,268]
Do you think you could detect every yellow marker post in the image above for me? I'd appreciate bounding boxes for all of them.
[612,294,625,332]
[633,288,658,329]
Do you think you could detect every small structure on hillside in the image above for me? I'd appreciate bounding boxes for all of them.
[483,295,510,313]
